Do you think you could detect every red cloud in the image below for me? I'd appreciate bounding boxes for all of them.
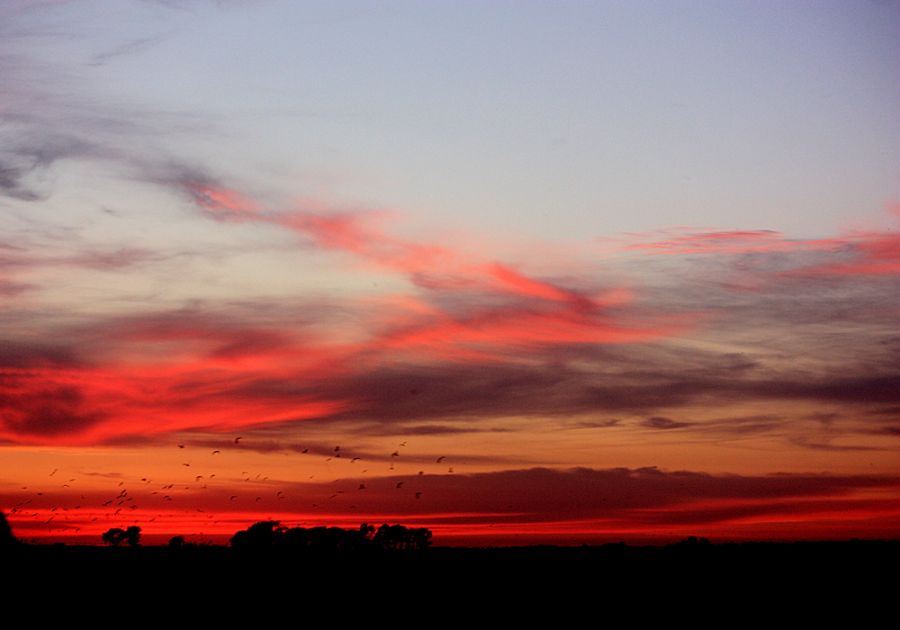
[787,232,900,277]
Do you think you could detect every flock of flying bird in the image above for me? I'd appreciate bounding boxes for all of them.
[6,437,455,540]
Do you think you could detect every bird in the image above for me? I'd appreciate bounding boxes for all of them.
[358,483,367,490]
[436,456,446,463]
[351,457,361,463]
[234,437,242,444]
[395,482,404,489]
[391,451,399,458]
[178,444,185,449]
[212,450,220,455]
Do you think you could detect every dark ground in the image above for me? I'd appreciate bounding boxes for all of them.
[3,539,897,606]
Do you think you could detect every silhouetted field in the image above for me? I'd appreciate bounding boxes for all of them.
[4,539,897,595]
[2,515,895,608]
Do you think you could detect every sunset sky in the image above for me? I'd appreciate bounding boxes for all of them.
[2,0,899,545]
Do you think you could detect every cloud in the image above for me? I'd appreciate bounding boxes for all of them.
[621,205,900,280]
[0,384,107,437]
[1,297,897,445]
[0,278,32,296]
[739,374,900,405]
[88,35,167,67]
[642,417,692,430]
[0,341,83,369]
[1,1,897,459]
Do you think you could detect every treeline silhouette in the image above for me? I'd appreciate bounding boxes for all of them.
[2,509,898,608]
[229,521,432,554]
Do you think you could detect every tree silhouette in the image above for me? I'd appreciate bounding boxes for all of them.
[229,521,432,554]
[373,524,432,552]
[0,511,17,547]
[123,526,141,547]
[230,520,285,549]
[102,526,141,547]
[102,527,126,546]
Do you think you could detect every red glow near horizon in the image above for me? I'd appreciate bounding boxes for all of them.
[10,490,900,546]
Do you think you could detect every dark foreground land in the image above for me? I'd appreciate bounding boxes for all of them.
[4,539,897,604]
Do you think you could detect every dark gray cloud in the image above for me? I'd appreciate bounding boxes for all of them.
[0,341,83,369]
[643,416,692,430]
[789,437,882,452]
[0,384,106,437]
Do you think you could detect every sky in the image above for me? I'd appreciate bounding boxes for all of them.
[1,0,899,546]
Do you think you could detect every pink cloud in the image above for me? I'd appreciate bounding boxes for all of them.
[619,204,900,280]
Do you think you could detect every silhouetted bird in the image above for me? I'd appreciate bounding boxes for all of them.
[234,437,242,444]
[358,484,367,490]
[396,482,404,489]
[436,456,445,463]
[178,444,185,449]
[212,450,220,455]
